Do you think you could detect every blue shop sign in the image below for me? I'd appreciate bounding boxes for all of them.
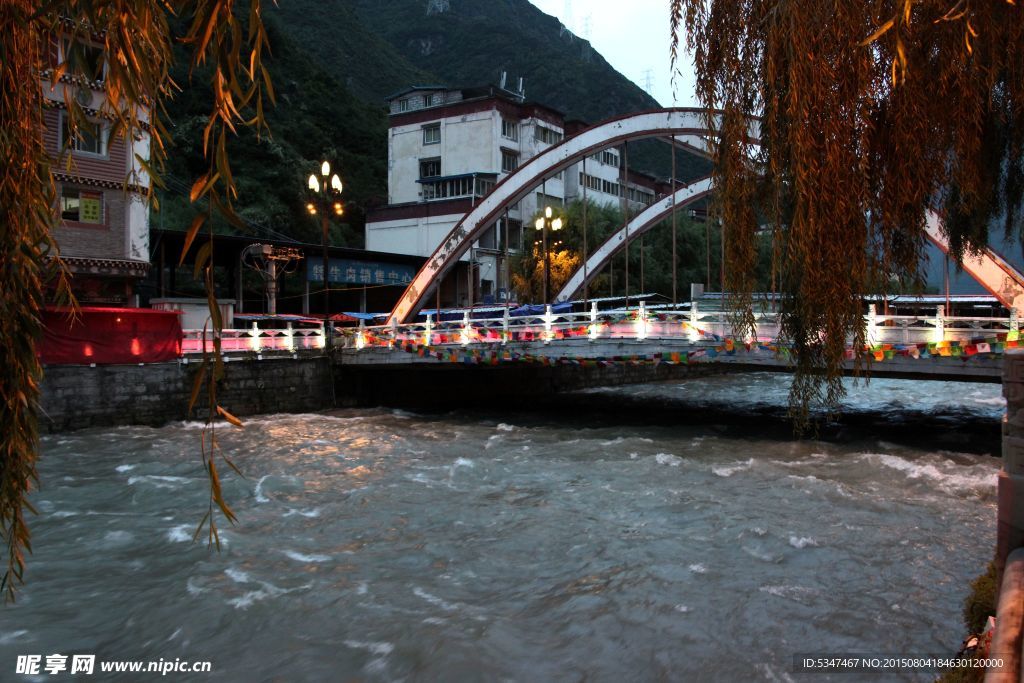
[307,259,416,286]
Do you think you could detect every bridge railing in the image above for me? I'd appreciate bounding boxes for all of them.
[181,322,326,354]
[178,303,1018,355]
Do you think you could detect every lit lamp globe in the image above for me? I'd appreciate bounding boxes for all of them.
[308,174,319,193]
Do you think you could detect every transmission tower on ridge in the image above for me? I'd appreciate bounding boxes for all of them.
[642,68,654,94]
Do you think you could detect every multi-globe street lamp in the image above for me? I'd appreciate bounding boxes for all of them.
[534,205,563,303]
[306,161,343,324]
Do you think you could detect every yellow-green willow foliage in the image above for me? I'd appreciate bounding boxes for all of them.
[671,0,1024,424]
[0,0,273,601]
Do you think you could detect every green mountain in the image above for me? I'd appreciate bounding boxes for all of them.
[156,1,709,253]
[156,17,388,248]
[273,0,709,179]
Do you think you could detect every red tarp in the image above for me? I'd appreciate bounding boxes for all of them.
[39,307,183,365]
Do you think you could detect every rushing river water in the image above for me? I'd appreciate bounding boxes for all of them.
[2,374,1004,681]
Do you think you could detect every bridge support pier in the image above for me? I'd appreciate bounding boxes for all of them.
[999,350,1024,584]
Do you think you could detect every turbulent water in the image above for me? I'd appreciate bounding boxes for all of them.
[2,374,1003,681]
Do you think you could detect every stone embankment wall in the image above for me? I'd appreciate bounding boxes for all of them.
[334,360,730,410]
[39,356,334,433]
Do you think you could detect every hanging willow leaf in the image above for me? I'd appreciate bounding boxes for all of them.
[216,406,244,428]
[670,0,1024,429]
[2,0,274,598]
[179,213,205,266]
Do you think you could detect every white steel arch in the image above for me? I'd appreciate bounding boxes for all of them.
[388,108,1024,322]
[554,176,714,302]
[387,108,749,323]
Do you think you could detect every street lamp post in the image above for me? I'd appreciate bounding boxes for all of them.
[306,161,343,328]
[534,206,563,303]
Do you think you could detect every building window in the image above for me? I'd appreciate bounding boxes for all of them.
[61,187,103,224]
[501,118,519,141]
[534,125,563,145]
[479,224,498,250]
[399,98,410,112]
[419,158,441,179]
[602,150,619,167]
[501,149,518,173]
[503,218,524,251]
[422,124,440,145]
[61,114,108,156]
[61,39,106,83]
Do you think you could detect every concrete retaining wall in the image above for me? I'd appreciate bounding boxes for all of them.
[39,356,335,433]
[334,360,730,410]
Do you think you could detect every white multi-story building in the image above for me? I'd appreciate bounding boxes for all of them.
[365,83,662,306]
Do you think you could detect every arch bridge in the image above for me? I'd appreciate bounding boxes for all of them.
[387,108,1024,325]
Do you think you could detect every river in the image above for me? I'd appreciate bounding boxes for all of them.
[2,373,1002,681]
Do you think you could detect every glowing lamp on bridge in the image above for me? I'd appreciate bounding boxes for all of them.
[534,207,564,305]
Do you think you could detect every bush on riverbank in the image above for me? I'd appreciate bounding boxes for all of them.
[964,561,998,634]
[938,560,997,683]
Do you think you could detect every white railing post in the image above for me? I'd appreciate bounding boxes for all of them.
[284,322,294,352]
[589,300,599,341]
[1012,307,1019,340]
[866,304,877,346]
[356,319,366,350]
[934,305,945,343]
[249,321,262,352]
[636,300,648,340]
[460,310,471,346]
[424,314,433,346]
[502,307,510,346]
[688,301,700,342]
[543,304,553,344]
[389,317,398,348]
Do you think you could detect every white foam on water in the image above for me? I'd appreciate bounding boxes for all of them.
[356,582,369,595]
[283,508,321,518]
[126,475,190,489]
[167,628,182,641]
[655,453,683,467]
[0,630,28,645]
[712,458,755,478]
[254,475,271,503]
[413,587,459,612]
[227,589,274,610]
[788,536,818,549]
[742,545,783,563]
[452,458,474,468]
[759,584,817,603]
[423,617,446,625]
[51,511,79,518]
[496,423,516,432]
[185,578,206,596]
[102,530,133,545]
[225,568,251,584]
[166,525,192,543]
[751,527,767,536]
[673,604,690,613]
[115,464,137,472]
[282,550,331,563]
[344,640,394,656]
[859,453,996,494]
[688,563,707,574]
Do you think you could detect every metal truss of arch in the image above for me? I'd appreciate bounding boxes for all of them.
[554,176,714,302]
[387,109,744,323]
